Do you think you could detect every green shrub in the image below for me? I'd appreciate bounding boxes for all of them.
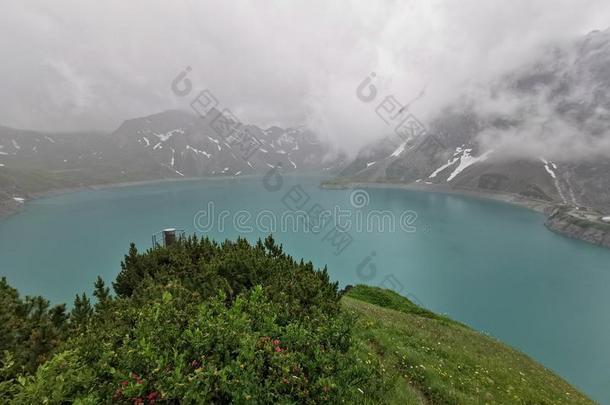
[1,236,386,403]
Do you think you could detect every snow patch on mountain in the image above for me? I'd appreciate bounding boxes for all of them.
[161,163,184,176]
[540,158,568,203]
[540,158,557,179]
[447,149,492,182]
[429,155,460,178]
[428,147,492,182]
[390,142,407,158]
[186,145,211,158]
[156,128,184,142]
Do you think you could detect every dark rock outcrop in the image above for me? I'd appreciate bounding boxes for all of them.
[545,207,610,248]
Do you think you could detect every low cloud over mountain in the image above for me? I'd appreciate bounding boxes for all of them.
[1,1,609,158]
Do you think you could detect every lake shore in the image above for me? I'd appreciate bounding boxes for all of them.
[0,175,565,220]
[320,180,554,214]
[0,172,294,220]
[321,180,610,250]
[0,176,216,219]
[3,176,609,250]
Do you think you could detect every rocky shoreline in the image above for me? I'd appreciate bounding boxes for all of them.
[0,198,21,218]
[545,207,610,249]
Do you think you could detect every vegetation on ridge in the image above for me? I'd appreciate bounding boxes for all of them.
[0,236,594,404]
[343,285,593,404]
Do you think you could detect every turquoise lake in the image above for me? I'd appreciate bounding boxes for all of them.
[1,175,609,403]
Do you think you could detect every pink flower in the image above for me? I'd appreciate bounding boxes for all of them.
[273,339,280,346]
[275,346,282,353]
[112,388,123,400]
[148,391,160,404]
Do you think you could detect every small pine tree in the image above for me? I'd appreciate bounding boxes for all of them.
[49,304,69,329]
[264,234,283,257]
[71,293,93,328]
[113,243,142,297]
[93,276,111,311]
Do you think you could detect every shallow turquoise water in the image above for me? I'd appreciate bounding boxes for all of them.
[1,175,609,403]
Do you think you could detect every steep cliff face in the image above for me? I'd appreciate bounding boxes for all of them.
[545,207,610,248]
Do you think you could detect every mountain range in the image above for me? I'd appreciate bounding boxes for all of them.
[2,30,609,231]
[334,29,610,216]
[0,109,344,215]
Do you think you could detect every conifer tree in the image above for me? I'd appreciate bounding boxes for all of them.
[71,293,93,327]
[93,276,111,311]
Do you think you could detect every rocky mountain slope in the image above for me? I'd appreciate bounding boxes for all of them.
[112,108,342,178]
[334,29,610,216]
[0,110,343,215]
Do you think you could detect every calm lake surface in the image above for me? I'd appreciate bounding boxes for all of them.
[1,175,609,403]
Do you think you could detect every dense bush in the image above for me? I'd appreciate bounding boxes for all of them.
[0,236,386,404]
[0,278,68,380]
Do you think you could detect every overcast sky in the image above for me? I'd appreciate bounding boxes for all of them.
[1,0,608,154]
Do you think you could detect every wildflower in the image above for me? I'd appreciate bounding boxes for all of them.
[275,346,282,353]
[131,372,143,384]
[112,388,123,400]
[273,339,280,346]
[133,398,144,405]
[148,391,160,404]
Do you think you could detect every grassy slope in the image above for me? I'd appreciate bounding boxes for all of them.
[344,285,593,405]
